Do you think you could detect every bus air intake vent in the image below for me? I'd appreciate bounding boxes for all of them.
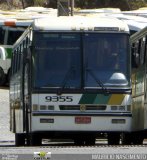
[59,105,106,111]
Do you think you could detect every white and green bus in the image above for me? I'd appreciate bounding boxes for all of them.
[10,16,132,146]
[0,19,32,85]
[127,26,147,145]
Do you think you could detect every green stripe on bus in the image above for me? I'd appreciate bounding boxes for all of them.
[94,94,110,104]
[79,94,97,104]
[79,94,125,105]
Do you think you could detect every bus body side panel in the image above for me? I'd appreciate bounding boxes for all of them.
[132,66,146,131]
[9,75,24,133]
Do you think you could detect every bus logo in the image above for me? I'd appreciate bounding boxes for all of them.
[80,105,86,111]
[34,151,51,159]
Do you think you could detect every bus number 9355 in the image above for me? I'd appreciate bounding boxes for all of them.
[45,96,73,102]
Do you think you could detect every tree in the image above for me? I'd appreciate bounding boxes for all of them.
[21,0,34,8]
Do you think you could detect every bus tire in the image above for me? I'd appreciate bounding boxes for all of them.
[15,133,26,146]
[0,67,5,86]
[30,134,42,146]
[74,138,84,145]
[121,133,132,145]
[108,133,120,145]
[132,134,144,145]
[85,137,95,145]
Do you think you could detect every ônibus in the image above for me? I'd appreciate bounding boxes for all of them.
[0,19,32,85]
[127,26,147,145]
[10,16,132,146]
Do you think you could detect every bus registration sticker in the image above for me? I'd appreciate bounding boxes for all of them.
[75,116,91,124]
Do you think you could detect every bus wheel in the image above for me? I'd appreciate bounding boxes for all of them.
[85,138,95,145]
[15,133,26,146]
[0,67,5,86]
[108,133,120,145]
[30,134,42,146]
[121,133,132,145]
[74,138,84,145]
[132,135,144,145]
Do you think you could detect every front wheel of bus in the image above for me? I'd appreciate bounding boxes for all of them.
[85,137,95,145]
[15,133,26,146]
[30,133,42,146]
[0,67,5,86]
[121,133,132,145]
[108,133,120,145]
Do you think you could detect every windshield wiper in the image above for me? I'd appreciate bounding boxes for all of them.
[86,68,109,93]
[57,66,75,95]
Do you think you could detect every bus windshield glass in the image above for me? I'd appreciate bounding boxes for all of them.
[33,32,130,89]
[0,26,25,45]
[33,33,81,88]
[84,33,130,88]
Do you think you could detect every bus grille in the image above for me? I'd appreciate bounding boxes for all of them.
[59,105,106,111]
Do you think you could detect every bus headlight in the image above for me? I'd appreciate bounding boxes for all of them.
[111,106,126,111]
[40,105,47,110]
[40,105,54,110]
[33,104,39,111]
[111,106,117,110]
[127,105,131,111]
[48,105,54,110]
[33,104,55,111]
[118,106,125,111]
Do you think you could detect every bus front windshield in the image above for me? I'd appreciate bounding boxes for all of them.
[33,32,130,90]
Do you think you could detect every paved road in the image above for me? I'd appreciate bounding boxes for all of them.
[0,87,14,146]
[0,88,147,160]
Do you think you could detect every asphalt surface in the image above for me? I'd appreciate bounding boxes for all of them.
[0,87,15,146]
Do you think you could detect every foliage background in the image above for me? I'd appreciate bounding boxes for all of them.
[0,0,147,10]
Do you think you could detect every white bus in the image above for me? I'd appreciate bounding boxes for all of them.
[10,16,132,146]
[0,19,32,85]
[0,8,57,86]
[103,13,147,35]
[121,26,147,145]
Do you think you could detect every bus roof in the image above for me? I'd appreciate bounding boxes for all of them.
[32,16,129,32]
[122,9,147,18]
[77,8,121,14]
[0,19,33,27]
[124,20,146,31]
[0,7,57,22]
[130,26,147,42]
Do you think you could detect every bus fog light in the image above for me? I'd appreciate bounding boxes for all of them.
[40,105,47,110]
[48,105,54,110]
[33,104,39,111]
[40,118,54,123]
[111,106,117,110]
[119,106,125,111]
[112,119,126,124]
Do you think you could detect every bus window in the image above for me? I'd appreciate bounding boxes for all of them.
[0,27,5,44]
[7,29,24,45]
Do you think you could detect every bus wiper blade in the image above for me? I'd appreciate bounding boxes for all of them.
[57,66,75,95]
[86,69,109,93]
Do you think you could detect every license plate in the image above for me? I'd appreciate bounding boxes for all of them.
[75,116,91,124]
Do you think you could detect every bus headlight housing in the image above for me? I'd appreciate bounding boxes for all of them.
[119,106,125,111]
[32,104,54,111]
[40,105,54,110]
[33,104,39,111]
[111,105,126,111]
